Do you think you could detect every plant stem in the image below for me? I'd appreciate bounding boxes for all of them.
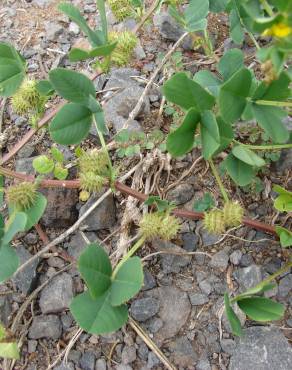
[234,140,292,151]
[208,158,229,203]
[231,260,292,303]
[93,115,114,179]
[203,29,216,60]
[112,237,145,278]
[260,0,274,17]
[255,99,292,108]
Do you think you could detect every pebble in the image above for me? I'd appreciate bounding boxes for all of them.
[130,298,160,322]
[79,351,96,370]
[167,183,194,205]
[121,346,136,364]
[189,292,209,306]
[29,315,62,339]
[209,250,229,271]
[230,250,242,265]
[95,359,107,370]
[233,265,262,292]
[182,232,199,252]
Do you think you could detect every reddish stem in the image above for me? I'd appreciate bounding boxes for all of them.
[1,167,277,236]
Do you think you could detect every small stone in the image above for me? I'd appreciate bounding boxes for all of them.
[45,22,63,41]
[229,327,292,370]
[199,279,212,295]
[137,342,149,361]
[167,183,194,205]
[230,250,242,266]
[15,157,36,175]
[142,269,156,291]
[23,233,38,245]
[115,366,132,370]
[147,352,160,369]
[168,336,198,367]
[196,359,211,370]
[79,193,116,231]
[121,346,136,364]
[67,350,82,363]
[239,253,254,267]
[69,22,80,36]
[53,363,75,370]
[182,232,199,252]
[39,273,73,314]
[200,230,221,247]
[155,239,191,273]
[95,359,106,370]
[29,315,62,339]
[278,274,292,298]
[130,298,159,322]
[84,4,96,13]
[13,246,39,294]
[210,250,229,271]
[79,351,96,370]
[67,231,97,259]
[189,293,209,306]
[27,340,37,353]
[220,338,236,355]
[234,265,262,292]
[147,317,163,334]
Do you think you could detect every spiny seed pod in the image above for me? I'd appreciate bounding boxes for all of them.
[203,209,225,235]
[78,150,109,176]
[139,212,163,240]
[79,172,106,193]
[108,0,133,21]
[79,190,90,202]
[223,202,244,227]
[158,214,180,241]
[11,79,46,115]
[109,31,137,66]
[7,182,37,210]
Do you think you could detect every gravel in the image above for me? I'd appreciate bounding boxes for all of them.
[130,297,160,322]
[29,315,62,339]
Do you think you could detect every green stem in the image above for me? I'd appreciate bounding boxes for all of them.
[231,261,292,303]
[260,0,274,17]
[93,115,114,179]
[208,158,229,203]
[247,31,261,50]
[234,140,292,151]
[203,29,214,58]
[112,237,145,278]
[255,99,292,108]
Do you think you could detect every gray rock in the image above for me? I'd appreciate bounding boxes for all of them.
[278,274,292,297]
[198,279,212,295]
[45,22,63,42]
[54,363,75,370]
[152,286,191,342]
[84,4,96,13]
[95,359,107,370]
[153,12,193,50]
[196,359,211,370]
[121,346,136,364]
[220,338,236,355]
[29,315,62,339]
[147,317,163,334]
[147,352,160,368]
[13,246,39,294]
[200,230,221,247]
[69,22,80,36]
[168,336,198,367]
[32,0,54,7]
[142,269,156,291]
[182,232,199,252]
[275,148,292,174]
[230,250,242,265]
[239,253,254,267]
[210,250,229,271]
[27,340,37,353]
[79,193,116,231]
[41,187,79,228]
[167,183,194,205]
[15,156,36,174]
[106,68,140,89]
[23,232,38,245]
[79,352,96,370]
[67,231,97,259]
[229,326,292,370]
[130,298,160,322]
[115,366,132,370]
[39,273,73,314]
[155,239,191,273]
[137,342,149,361]
[68,350,82,363]
[234,265,262,292]
[189,292,209,306]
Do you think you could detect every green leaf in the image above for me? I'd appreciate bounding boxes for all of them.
[232,146,266,167]
[219,68,252,123]
[163,72,215,112]
[275,226,292,248]
[0,42,25,97]
[230,9,244,44]
[193,70,222,97]
[209,0,228,12]
[50,103,92,145]
[3,212,27,245]
[238,297,285,322]
[51,147,64,163]
[274,194,292,212]
[193,192,215,212]
[93,107,107,135]
[58,2,103,46]
[166,108,201,157]
[70,290,128,334]
[224,153,255,186]
[216,116,234,154]
[0,342,20,360]
[224,293,242,337]
[49,68,96,107]
[33,155,55,174]
[253,72,291,102]
[218,49,244,81]
[36,80,55,96]
[0,244,19,283]
[184,0,209,31]
[53,164,68,180]
[78,244,112,299]
[23,193,47,231]
[111,257,143,306]
[200,111,220,159]
[69,43,117,62]
[251,105,289,143]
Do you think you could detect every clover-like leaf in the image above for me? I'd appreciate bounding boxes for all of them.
[0,244,19,283]
[237,297,285,322]
[224,293,242,337]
